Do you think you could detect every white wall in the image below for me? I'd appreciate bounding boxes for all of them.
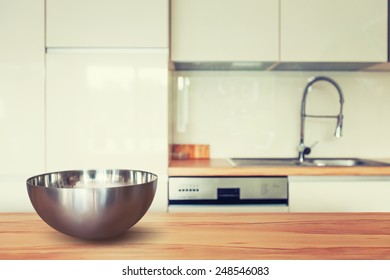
[172,71,390,159]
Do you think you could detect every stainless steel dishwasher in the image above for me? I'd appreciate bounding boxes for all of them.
[168,176,288,212]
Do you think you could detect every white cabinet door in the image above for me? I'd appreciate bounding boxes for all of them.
[171,0,279,62]
[46,50,168,210]
[0,0,44,211]
[281,0,387,62]
[289,176,390,212]
[46,0,168,48]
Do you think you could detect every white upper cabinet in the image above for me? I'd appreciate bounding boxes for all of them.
[0,0,45,175]
[0,0,44,211]
[46,0,168,48]
[280,0,388,62]
[171,0,279,62]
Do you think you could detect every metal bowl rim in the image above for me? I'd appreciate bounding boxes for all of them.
[26,169,158,189]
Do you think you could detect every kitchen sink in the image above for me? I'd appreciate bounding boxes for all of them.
[305,158,376,167]
[229,157,390,167]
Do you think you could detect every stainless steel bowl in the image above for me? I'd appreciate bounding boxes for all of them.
[26,169,157,240]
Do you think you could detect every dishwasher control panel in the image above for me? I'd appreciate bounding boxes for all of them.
[168,176,288,205]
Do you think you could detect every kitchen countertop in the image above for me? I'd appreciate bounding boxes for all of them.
[169,159,390,176]
[1,212,390,260]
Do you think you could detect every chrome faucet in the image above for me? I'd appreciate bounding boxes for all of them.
[298,76,345,162]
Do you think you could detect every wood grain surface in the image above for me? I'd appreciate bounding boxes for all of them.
[1,212,390,260]
[171,144,210,159]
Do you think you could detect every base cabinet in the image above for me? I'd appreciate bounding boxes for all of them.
[289,176,390,212]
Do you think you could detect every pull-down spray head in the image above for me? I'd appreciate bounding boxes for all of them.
[335,114,343,138]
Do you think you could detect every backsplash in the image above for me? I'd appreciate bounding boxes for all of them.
[171,71,390,159]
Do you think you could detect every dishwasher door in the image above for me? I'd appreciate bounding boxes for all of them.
[168,176,289,213]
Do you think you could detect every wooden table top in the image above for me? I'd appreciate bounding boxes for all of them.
[1,212,390,260]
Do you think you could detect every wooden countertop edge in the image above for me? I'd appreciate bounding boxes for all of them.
[168,159,390,176]
[168,167,390,176]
